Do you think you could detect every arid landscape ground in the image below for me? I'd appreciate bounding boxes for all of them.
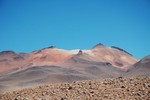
[0,44,150,100]
[0,77,149,100]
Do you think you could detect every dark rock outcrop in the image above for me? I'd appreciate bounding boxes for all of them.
[77,50,83,55]
[0,51,16,55]
[47,46,55,49]
[92,43,105,49]
[111,46,132,56]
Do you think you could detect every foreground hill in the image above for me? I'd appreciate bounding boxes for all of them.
[0,76,149,100]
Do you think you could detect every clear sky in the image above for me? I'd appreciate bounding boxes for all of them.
[0,0,150,59]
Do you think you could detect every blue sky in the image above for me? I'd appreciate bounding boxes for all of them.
[0,0,150,59]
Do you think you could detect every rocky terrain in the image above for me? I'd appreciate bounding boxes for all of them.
[0,76,149,100]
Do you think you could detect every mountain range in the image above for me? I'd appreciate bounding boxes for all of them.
[0,43,149,93]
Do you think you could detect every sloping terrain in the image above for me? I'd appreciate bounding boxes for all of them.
[125,55,150,77]
[0,43,138,74]
[0,43,150,94]
[0,47,73,74]
[0,51,29,74]
[0,55,123,93]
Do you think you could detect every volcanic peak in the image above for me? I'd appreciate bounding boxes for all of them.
[92,43,105,49]
[42,45,56,50]
[0,50,16,55]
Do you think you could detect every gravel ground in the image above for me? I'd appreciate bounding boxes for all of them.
[0,76,150,100]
